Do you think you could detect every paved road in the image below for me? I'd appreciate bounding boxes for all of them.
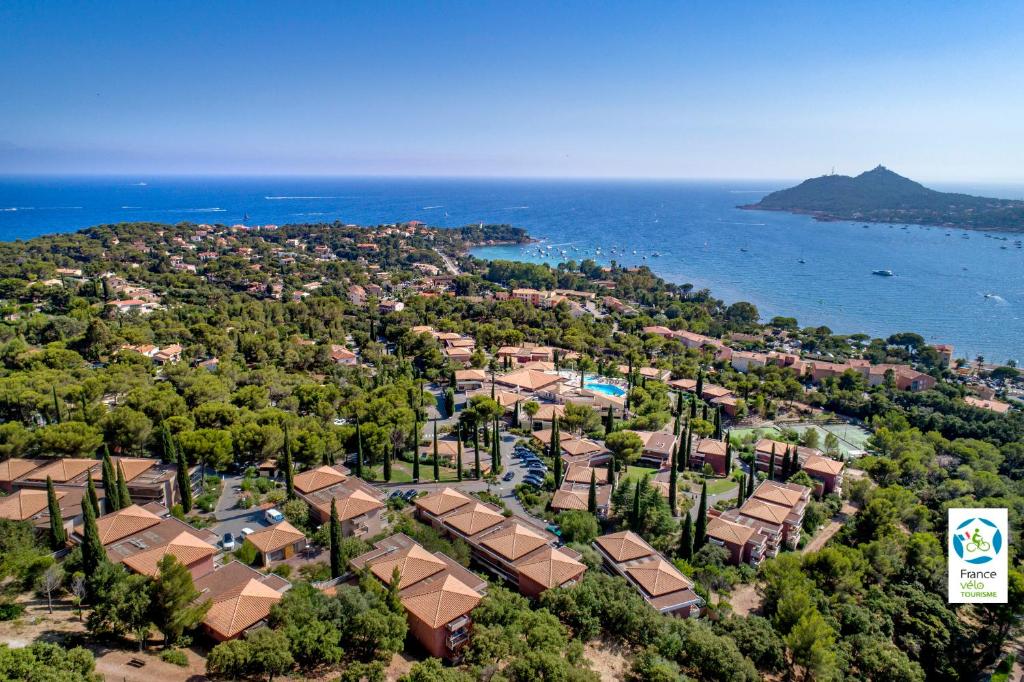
[434,248,461,275]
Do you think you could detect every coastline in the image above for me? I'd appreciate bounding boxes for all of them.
[739,204,1024,234]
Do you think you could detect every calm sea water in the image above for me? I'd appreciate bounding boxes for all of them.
[1,176,1021,363]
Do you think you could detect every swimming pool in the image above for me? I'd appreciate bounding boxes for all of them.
[584,381,626,397]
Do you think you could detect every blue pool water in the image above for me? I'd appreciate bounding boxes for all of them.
[585,382,626,397]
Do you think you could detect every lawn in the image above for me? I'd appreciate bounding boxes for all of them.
[362,459,464,483]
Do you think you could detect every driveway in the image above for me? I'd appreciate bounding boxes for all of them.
[210,471,273,546]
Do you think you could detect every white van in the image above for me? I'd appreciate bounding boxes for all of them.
[264,508,284,524]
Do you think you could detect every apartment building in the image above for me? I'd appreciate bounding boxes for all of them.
[293,465,388,537]
[592,531,703,618]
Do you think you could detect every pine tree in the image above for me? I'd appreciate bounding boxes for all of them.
[607,456,616,489]
[694,481,708,552]
[329,499,342,578]
[550,417,561,486]
[116,464,132,508]
[411,417,421,481]
[588,469,598,514]
[46,476,66,549]
[354,416,364,479]
[80,487,106,581]
[282,424,295,499]
[473,426,481,479]
[176,447,193,513]
[456,428,463,482]
[101,445,119,512]
[679,514,693,561]
[668,442,678,515]
[768,445,776,480]
[150,555,210,646]
[432,421,440,481]
[86,475,100,518]
[781,446,792,480]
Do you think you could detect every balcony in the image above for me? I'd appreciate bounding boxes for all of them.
[446,629,470,649]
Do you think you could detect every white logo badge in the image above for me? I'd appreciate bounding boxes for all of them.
[948,508,1008,603]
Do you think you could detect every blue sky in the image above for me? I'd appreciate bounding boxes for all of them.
[2,1,1023,180]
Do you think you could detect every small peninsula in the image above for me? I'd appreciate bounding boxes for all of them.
[741,165,1024,232]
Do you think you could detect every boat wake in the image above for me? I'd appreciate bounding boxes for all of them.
[178,207,226,213]
[421,205,443,210]
[264,196,338,200]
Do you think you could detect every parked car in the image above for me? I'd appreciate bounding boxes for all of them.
[502,471,515,481]
[402,490,418,501]
[240,527,255,538]
[221,533,236,550]
[264,508,284,524]
[521,477,542,488]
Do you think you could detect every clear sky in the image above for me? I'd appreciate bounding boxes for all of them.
[2,1,1023,181]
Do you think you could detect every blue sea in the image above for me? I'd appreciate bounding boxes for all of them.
[1,175,1021,363]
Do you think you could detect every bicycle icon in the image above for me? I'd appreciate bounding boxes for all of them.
[965,528,991,553]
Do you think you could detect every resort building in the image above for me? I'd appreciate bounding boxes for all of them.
[631,430,678,468]
[592,531,703,618]
[687,437,729,476]
[550,464,612,516]
[195,560,292,641]
[349,533,487,660]
[709,480,810,561]
[753,438,845,495]
[413,488,586,598]
[244,520,308,565]
[293,465,388,537]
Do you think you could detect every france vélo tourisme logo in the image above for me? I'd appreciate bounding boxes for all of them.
[948,508,1008,603]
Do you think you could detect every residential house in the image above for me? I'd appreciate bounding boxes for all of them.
[244,521,307,565]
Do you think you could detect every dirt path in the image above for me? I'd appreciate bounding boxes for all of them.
[583,639,631,681]
[729,583,763,617]
[802,501,858,555]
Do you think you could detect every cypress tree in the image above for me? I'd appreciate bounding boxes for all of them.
[587,469,597,514]
[604,405,614,434]
[679,514,693,561]
[80,487,106,580]
[789,446,801,475]
[781,446,792,480]
[684,425,693,469]
[456,428,463,482]
[550,417,561,486]
[52,386,62,424]
[176,447,193,513]
[329,499,342,578]
[355,416,364,479]
[689,397,697,419]
[768,445,776,480]
[668,441,678,515]
[491,418,501,474]
[432,421,440,481]
[412,417,420,481]
[696,369,704,399]
[474,426,481,479]
[79,389,88,424]
[513,401,520,428]
[713,406,722,440]
[676,390,684,417]
[383,447,392,482]
[631,479,642,527]
[607,456,616,489]
[282,424,295,499]
[673,411,681,436]
[736,476,744,507]
[85,475,99,518]
[694,481,708,552]
[701,402,708,421]
[101,445,119,512]
[161,422,175,463]
[724,435,732,475]
[746,467,755,496]
[46,476,66,549]
[116,465,132,509]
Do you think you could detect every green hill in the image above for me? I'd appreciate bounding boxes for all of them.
[742,165,1024,232]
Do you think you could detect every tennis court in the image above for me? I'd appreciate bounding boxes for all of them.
[730,421,871,458]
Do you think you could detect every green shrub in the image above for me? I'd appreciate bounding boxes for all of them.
[160,649,189,667]
[234,542,258,565]
[270,564,292,579]
[0,602,25,621]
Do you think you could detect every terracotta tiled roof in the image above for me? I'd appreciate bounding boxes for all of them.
[25,458,99,483]
[802,455,845,476]
[0,489,63,521]
[739,499,790,525]
[626,558,692,597]
[415,487,471,516]
[516,547,586,589]
[293,465,347,494]
[122,531,217,577]
[369,544,447,589]
[400,573,482,628]
[332,489,384,521]
[245,520,306,554]
[534,403,565,421]
[204,578,283,639]
[495,369,564,392]
[752,484,805,508]
[551,489,589,511]
[114,457,158,482]
[455,369,486,381]
[561,439,605,456]
[707,516,756,546]
[695,439,726,456]
[0,458,44,483]
[443,503,505,536]
[91,504,162,544]
[480,522,547,561]
[563,464,608,484]
[595,531,654,563]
